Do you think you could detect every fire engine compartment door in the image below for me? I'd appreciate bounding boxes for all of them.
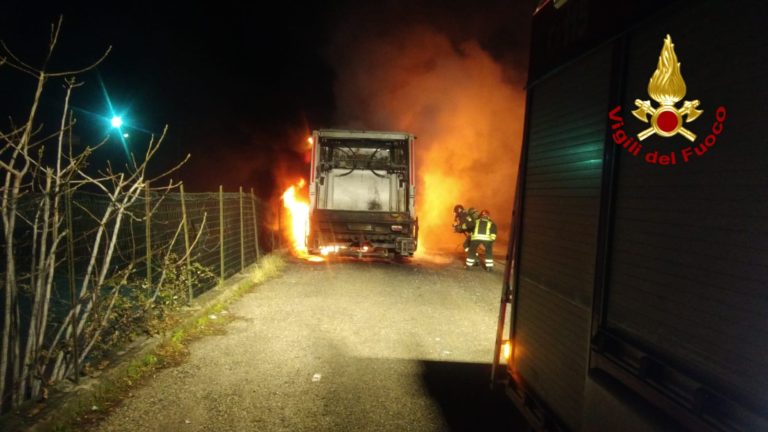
[514,43,613,431]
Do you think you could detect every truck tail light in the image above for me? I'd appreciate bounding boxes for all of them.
[320,245,341,255]
[502,340,512,362]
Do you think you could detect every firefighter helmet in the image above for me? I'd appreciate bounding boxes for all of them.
[480,209,490,218]
[453,204,464,214]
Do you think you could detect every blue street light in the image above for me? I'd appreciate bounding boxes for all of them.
[95,75,160,156]
[97,74,130,156]
[108,115,129,156]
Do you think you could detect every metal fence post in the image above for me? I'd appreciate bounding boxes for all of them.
[239,186,245,272]
[180,183,192,301]
[250,188,260,262]
[219,185,225,284]
[145,181,152,288]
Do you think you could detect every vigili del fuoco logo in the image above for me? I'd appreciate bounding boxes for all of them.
[608,35,727,166]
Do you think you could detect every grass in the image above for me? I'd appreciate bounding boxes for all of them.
[251,253,286,282]
[44,253,287,432]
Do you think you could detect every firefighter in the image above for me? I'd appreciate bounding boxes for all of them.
[465,209,497,271]
[453,204,479,252]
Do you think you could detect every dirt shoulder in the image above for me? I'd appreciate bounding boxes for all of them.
[0,255,286,432]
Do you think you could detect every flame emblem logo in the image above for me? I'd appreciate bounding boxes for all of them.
[633,35,702,141]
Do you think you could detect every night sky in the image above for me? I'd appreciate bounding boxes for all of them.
[0,1,533,201]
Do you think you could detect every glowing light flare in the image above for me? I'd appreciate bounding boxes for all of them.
[281,181,323,262]
[281,184,309,253]
[319,245,341,256]
[502,340,512,362]
[97,74,129,157]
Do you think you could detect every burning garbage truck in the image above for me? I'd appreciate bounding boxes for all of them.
[307,129,418,258]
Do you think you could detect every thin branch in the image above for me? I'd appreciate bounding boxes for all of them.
[49,16,63,51]
[74,265,132,369]
[1,123,45,149]
[47,46,112,78]
[0,41,39,77]
[75,170,114,196]
[148,154,190,184]
[0,160,21,176]
[180,212,207,263]
[1,124,46,161]
[73,199,110,225]
[0,124,28,143]
[1,18,109,79]
[148,222,184,303]
[29,118,76,150]
[40,16,62,73]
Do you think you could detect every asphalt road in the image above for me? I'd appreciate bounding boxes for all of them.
[94,253,528,432]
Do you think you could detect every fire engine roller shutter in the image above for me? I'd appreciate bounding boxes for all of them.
[605,0,768,421]
[515,45,612,429]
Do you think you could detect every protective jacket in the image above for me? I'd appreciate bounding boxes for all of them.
[471,217,497,241]
[466,216,497,271]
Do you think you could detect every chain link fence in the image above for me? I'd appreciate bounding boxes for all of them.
[64,187,275,296]
[1,185,280,412]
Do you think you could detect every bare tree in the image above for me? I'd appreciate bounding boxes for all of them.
[0,17,191,410]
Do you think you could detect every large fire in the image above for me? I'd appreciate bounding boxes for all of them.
[281,179,323,261]
[329,27,525,255]
[275,25,525,262]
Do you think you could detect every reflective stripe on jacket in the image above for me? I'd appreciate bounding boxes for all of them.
[471,217,497,241]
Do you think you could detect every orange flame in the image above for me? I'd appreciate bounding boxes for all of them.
[281,181,312,258]
[330,27,525,254]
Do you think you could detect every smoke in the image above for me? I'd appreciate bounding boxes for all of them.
[179,124,311,195]
[180,1,530,255]
[328,21,526,253]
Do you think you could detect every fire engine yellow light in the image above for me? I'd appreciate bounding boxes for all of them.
[307,136,314,146]
[502,340,512,362]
